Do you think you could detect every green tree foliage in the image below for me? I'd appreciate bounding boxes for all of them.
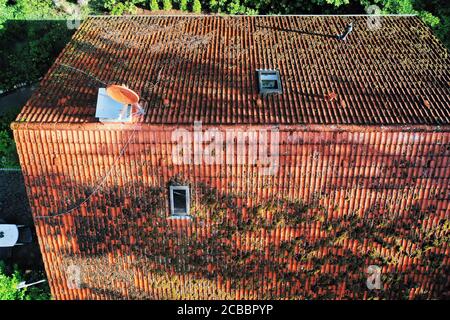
[224,0,257,14]
[0,262,51,300]
[198,0,447,47]
[208,0,218,12]
[0,130,18,168]
[415,0,450,48]
[0,262,25,300]
[103,0,145,14]
[313,0,350,6]
[0,1,74,92]
[180,0,188,11]
[0,0,60,31]
[193,0,202,13]
[206,0,262,14]
[0,103,20,168]
[360,0,440,26]
[0,0,448,92]
[150,0,160,10]
[5,0,57,19]
[163,0,173,10]
[228,0,242,14]
[0,0,12,31]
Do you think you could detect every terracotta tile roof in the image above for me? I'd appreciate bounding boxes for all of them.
[17,15,450,125]
[14,128,450,299]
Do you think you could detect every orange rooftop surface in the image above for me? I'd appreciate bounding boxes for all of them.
[15,15,450,126]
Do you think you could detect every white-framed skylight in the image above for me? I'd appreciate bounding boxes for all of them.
[257,69,282,94]
[169,185,190,217]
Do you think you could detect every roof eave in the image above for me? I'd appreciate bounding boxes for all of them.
[10,121,450,133]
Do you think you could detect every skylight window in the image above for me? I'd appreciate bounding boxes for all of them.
[257,69,282,94]
[169,185,190,217]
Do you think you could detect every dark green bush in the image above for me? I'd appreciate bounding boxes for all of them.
[102,0,145,15]
[0,19,75,93]
[0,261,51,300]
[0,130,18,168]
[0,104,20,168]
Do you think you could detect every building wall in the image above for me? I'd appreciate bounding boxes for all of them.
[13,125,450,299]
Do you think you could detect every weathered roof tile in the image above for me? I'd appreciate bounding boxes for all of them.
[17,15,450,125]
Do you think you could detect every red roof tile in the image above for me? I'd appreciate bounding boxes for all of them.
[13,127,450,299]
[16,15,450,125]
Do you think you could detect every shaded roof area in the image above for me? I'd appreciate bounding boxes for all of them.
[17,15,450,125]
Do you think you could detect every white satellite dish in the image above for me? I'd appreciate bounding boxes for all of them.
[95,88,132,122]
[95,85,144,122]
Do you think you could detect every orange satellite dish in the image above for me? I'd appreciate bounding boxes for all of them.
[106,84,139,105]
